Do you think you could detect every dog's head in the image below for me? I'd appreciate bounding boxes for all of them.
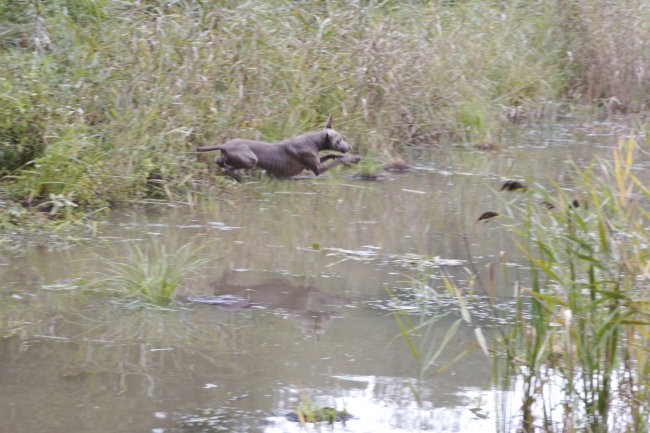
[324,114,352,153]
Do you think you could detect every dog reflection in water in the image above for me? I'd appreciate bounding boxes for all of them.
[187,277,346,339]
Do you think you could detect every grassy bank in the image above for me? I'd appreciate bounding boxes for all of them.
[0,0,649,220]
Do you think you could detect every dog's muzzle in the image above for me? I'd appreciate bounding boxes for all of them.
[338,140,352,153]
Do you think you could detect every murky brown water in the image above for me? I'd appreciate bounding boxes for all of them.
[0,119,644,432]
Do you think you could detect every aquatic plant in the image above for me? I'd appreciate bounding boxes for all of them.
[290,394,351,425]
[392,272,490,397]
[495,137,649,432]
[97,237,216,306]
[356,158,384,180]
[399,137,649,432]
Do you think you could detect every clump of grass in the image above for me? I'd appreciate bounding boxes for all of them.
[356,158,383,180]
[98,237,215,307]
[290,394,351,424]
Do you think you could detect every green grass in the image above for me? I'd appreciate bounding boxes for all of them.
[96,236,216,307]
[356,157,384,179]
[398,136,649,432]
[292,394,350,425]
[499,137,649,432]
[1,0,649,221]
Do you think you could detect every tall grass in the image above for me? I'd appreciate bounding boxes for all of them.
[498,137,649,432]
[399,137,649,432]
[557,0,650,111]
[96,236,215,307]
[1,0,648,217]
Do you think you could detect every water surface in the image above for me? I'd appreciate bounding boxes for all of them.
[1,119,643,432]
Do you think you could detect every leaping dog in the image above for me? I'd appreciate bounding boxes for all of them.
[196,115,361,182]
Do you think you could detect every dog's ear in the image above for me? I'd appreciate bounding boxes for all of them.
[325,114,333,129]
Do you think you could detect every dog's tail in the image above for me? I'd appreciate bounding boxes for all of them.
[196,145,225,152]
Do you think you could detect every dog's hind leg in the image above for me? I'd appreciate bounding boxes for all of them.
[220,165,243,182]
[215,147,258,182]
[216,156,244,182]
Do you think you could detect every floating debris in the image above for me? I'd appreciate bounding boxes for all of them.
[185,294,250,309]
[176,407,246,432]
[474,142,501,151]
[323,247,464,270]
[386,253,464,270]
[540,199,582,210]
[400,188,427,195]
[207,221,240,231]
[477,211,500,222]
[383,157,411,172]
[286,407,352,424]
[324,247,378,259]
[500,180,527,191]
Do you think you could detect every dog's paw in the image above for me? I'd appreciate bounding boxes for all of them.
[347,154,362,164]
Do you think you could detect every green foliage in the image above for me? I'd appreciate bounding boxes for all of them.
[456,101,491,144]
[501,137,649,432]
[293,394,349,425]
[391,273,488,389]
[96,237,216,306]
[397,137,649,431]
[484,138,650,432]
[356,158,383,179]
[0,0,648,220]
[0,73,52,175]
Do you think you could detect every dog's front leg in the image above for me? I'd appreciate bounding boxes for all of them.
[313,154,361,175]
[319,154,344,163]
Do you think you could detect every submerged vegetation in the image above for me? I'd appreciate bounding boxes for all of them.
[0,0,648,221]
[401,137,649,432]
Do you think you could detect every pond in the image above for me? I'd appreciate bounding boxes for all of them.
[0,119,641,433]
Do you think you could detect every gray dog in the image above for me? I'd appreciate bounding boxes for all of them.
[196,115,361,182]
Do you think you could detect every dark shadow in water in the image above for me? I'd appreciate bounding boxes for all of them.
[186,276,347,339]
